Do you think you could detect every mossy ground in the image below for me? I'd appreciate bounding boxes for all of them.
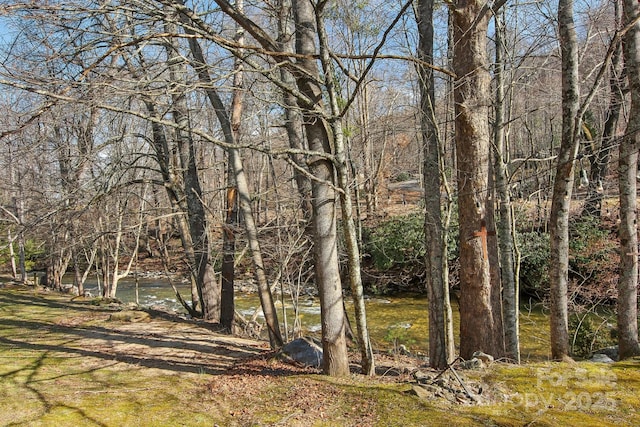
[1,284,639,426]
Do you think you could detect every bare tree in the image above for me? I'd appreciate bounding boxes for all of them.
[617,0,640,359]
[315,1,375,375]
[494,10,520,363]
[549,0,580,361]
[170,1,284,346]
[451,0,504,359]
[416,0,455,369]
[582,0,624,218]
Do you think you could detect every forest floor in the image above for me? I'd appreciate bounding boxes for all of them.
[1,283,640,427]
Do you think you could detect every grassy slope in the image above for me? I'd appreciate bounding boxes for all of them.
[1,285,639,427]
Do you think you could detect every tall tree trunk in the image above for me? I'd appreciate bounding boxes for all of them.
[618,0,640,359]
[417,0,455,369]
[494,10,520,363]
[143,99,201,316]
[315,4,374,375]
[220,0,246,333]
[174,3,283,346]
[277,0,313,220]
[550,0,579,361]
[452,0,500,359]
[486,162,506,358]
[165,20,220,321]
[292,0,349,376]
[221,178,237,330]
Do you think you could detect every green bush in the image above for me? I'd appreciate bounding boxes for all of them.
[0,238,45,272]
[363,213,459,272]
[517,231,550,298]
[569,313,616,358]
[568,216,615,275]
[364,213,425,270]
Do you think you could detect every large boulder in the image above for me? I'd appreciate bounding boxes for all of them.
[280,337,323,369]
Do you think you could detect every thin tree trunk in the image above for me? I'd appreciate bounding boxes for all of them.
[220,0,246,332]
[486,162,506,358]
[550,0,579,361]
[494,11,520,363]
[165,19,220,321]
[221,181,237,330]
[618,0,640,359]
[8,230,17,280]
[583,0,624,217]
[316,6,374,375]
[417,0,455,369]
[175,3,283,346]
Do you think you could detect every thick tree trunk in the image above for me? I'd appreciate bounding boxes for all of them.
[417,0,455,370]
[452,0,500,359]
[292,0,349,376]
[550,0,579,361]
[618,0,640,359]
[316,18,375,374]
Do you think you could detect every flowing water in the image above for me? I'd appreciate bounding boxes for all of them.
[74,276,552,361]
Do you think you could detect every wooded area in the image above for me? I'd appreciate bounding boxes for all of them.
[0,0,639,376]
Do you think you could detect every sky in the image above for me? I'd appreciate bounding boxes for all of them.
[0,16,11,46]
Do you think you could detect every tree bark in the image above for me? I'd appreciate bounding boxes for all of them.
[277,0,313,220]
[220,0,246,333]
[550,0,579,361]
[165,19,220,321]
[175,3,283,346]
[292,0,349,376]
[417,0,455,369]
[494,11,520,363]
[315,3,375,375]
[451,0,500,359]
[618,0,640,359]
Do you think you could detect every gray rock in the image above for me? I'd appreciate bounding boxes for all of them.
[472,351,494,364]
[409,385,433,400]
[590,353,614,363]
[460,358,484,370]
[413,370,432,383]
[280,337,323,368]
[593,346,619,361]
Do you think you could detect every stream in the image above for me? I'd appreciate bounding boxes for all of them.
[72,275,552,361]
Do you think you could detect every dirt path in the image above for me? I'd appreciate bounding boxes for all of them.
[0,284,267,376]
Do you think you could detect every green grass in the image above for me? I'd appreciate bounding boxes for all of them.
[1,285,639,426]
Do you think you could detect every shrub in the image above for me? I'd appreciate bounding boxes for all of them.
[363,212,459,272]
[364,213,426,270]
[0,238,45,272]
[517,231,550,299]
[569,313,616,358]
